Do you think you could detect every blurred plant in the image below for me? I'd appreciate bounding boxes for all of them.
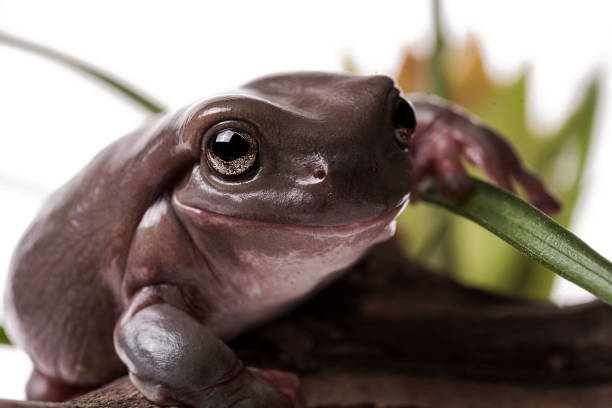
[370,0,599,301]
[0,326,8,345]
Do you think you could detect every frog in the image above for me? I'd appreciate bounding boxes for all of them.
[3,72,559,408]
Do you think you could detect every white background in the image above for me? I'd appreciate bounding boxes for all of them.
[0,0,611,400]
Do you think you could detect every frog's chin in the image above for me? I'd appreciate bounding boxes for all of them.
[172,195,407,238]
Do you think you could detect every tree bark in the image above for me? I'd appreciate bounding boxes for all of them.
[3,240,612,407]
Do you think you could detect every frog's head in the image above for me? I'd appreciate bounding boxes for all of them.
[171,72,414,292]
[174,72,413,225]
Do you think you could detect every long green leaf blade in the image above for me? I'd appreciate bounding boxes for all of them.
[422,179,612,304]
[0,31,165,114]
[0,326,9,345]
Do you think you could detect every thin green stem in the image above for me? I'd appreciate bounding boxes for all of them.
[431,0,449,98]
[0,31,165,114]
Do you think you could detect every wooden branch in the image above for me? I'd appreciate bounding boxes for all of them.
[3,240,612,407]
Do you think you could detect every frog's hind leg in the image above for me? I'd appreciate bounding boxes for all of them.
[5,263,126,402]
[26,370,98,402]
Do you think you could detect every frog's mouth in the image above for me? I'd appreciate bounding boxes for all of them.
[172,195,407,237]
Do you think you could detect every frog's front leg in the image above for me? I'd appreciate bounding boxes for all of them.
[409,94,560,215]
[114,285,302,408]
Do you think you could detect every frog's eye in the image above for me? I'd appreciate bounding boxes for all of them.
[205,128,258,178]
[393,98,417,149]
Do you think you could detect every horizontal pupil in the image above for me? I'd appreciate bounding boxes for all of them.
[212,130,250,161]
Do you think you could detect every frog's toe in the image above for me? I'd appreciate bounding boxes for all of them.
[26,370,96,402]
[439,168,473,197]
[432,141,474,197]
[512,167,562,215]
[248,367,304,408]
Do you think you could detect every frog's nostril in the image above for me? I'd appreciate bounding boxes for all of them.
[393,98,417,150]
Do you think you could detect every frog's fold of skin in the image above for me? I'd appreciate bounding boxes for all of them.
[3,71,558,408]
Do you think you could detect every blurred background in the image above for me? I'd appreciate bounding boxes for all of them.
[0,0,611,399]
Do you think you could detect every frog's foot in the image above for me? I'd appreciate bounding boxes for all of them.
[410,110,561,215]
[248,367,304,408]
[26,370,96,402]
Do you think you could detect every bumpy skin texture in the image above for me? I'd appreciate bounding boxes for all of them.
[3,72,558,408]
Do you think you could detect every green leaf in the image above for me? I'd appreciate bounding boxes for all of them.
[438,73,600,300]
[538,79,599,228]
[509,80,599,298]
[0,30,165,114]
[422,178,612,304]
[447,72,553,298]
[0,325,10,345]
[472,73,533,155]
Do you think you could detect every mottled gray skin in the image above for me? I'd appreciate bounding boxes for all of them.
[3,72,559,407]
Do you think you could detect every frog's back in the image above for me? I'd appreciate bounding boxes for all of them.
[1,121,177,388]
[3,147,132,387]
